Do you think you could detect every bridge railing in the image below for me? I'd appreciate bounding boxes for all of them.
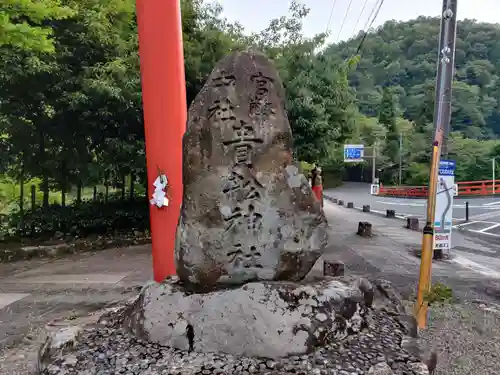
[378,180,500,197]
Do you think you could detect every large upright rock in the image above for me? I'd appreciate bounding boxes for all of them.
[176,50,328,287]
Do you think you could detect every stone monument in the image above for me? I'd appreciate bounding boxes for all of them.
[175,49,328,288]
[38,50,430,375]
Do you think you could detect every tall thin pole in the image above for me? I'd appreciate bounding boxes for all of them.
[372,141,377,183]
[434,0,458,157]
[415,0,458,329]
[493,158,496,195]
[399,132,403,185]
[136,0,187,281]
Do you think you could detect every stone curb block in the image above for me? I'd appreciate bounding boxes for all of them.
[323,260,345,277]
[357,221,372,237]
[0,236,152,263]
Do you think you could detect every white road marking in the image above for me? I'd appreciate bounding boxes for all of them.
[453,220,483,227]
[375,200,500,210]
[467,229,500,238]
[451,255,500,278]
[478,223,500,233]
[0,293,30,310]
[483,201,500,206]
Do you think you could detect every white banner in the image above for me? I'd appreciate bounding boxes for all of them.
[433,160,456,251]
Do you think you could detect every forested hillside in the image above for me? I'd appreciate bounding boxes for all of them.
[328,17,500,139]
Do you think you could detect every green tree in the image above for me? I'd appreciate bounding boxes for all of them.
[0,0,74,52]
[379,87,399,167]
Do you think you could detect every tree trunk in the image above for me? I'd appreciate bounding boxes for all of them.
[129,173,135,200]
[76,181,82,206]
[121,175,126,200]
[19,162,25,230]
[104,173,109,204]
[61,188,66,207]
[31,185,36,211]
[93,186,97,201]
[61,161,66,207]
[39,129,49,210]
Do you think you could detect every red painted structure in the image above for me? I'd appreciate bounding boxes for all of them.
[136,0,186,281]
[378,180,500,197]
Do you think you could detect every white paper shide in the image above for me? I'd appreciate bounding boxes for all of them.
[150,174,169,208]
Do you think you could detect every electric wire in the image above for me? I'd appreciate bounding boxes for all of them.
[355,0,385,55]
[336,0,356,43]
[325,0,339,35]
[351,0,370,38]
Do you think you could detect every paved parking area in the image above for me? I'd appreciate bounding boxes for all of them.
[326,183,500,240]
[454,220,500,237]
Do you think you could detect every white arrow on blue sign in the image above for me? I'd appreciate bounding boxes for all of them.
[344,144,364,163]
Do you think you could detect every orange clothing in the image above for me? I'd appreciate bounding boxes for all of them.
[312,185,323,206]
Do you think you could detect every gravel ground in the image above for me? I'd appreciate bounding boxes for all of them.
[41,309,426,375]
[418,301,500,375]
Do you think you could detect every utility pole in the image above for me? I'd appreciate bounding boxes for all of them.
[415,0,458,330]
[433,0,458,157]
[398,133,403,185]
[372,141,377,183]
[493,158,496,195]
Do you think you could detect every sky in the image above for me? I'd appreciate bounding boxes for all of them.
[218,0,500,45]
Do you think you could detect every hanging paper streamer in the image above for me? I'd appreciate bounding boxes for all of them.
[150,172,169,208]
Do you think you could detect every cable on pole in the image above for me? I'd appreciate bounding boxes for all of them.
[351,0,370,38]
[336,0,355,43]
[325,0,339,35]
[355,0,385,55]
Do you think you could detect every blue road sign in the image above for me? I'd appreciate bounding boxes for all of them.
[344,144,364,162]
[439,159,456,176]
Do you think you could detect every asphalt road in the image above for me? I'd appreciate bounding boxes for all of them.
[325,182,500,238]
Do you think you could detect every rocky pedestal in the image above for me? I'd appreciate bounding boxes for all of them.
[176,49,328,288]
[125,276,378,358]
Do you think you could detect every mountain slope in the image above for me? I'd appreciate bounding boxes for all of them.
[326,16,500,138]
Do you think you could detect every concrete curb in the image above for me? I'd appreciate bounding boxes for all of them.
[0,236,152,263]
[324,194,493,239]
[324,195,409,222]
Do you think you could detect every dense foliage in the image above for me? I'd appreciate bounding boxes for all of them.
[327,17,500,183]
[1,2,500,240]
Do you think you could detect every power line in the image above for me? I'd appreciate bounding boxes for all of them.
[356,0,385,55]
[336,0,355,43]
[351,0,370,38]
[325,0,339,35]
[361,0,382,34]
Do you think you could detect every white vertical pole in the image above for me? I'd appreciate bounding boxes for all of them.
[493,158,496,195]
[399,132,403,185]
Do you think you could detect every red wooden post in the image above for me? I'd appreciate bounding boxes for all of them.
[136,0,186,281]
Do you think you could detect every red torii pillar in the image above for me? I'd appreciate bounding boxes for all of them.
[136,0,186,281]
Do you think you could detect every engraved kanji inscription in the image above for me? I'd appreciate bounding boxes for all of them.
[222,169,262,200]
[223,202,263,233]
[212,71,236,87]
[249,72,275,117]
[222,120,263,165]
[227,244,263,269]
[208,98,237,129]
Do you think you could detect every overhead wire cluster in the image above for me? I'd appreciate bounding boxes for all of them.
[325,0,386,55]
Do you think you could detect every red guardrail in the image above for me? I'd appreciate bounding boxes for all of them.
[378,180,500,197]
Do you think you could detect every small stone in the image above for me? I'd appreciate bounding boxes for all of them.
[367,362,395,375]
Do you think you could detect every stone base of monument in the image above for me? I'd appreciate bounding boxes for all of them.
[124,276,376,359]
[37,277,429,375]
